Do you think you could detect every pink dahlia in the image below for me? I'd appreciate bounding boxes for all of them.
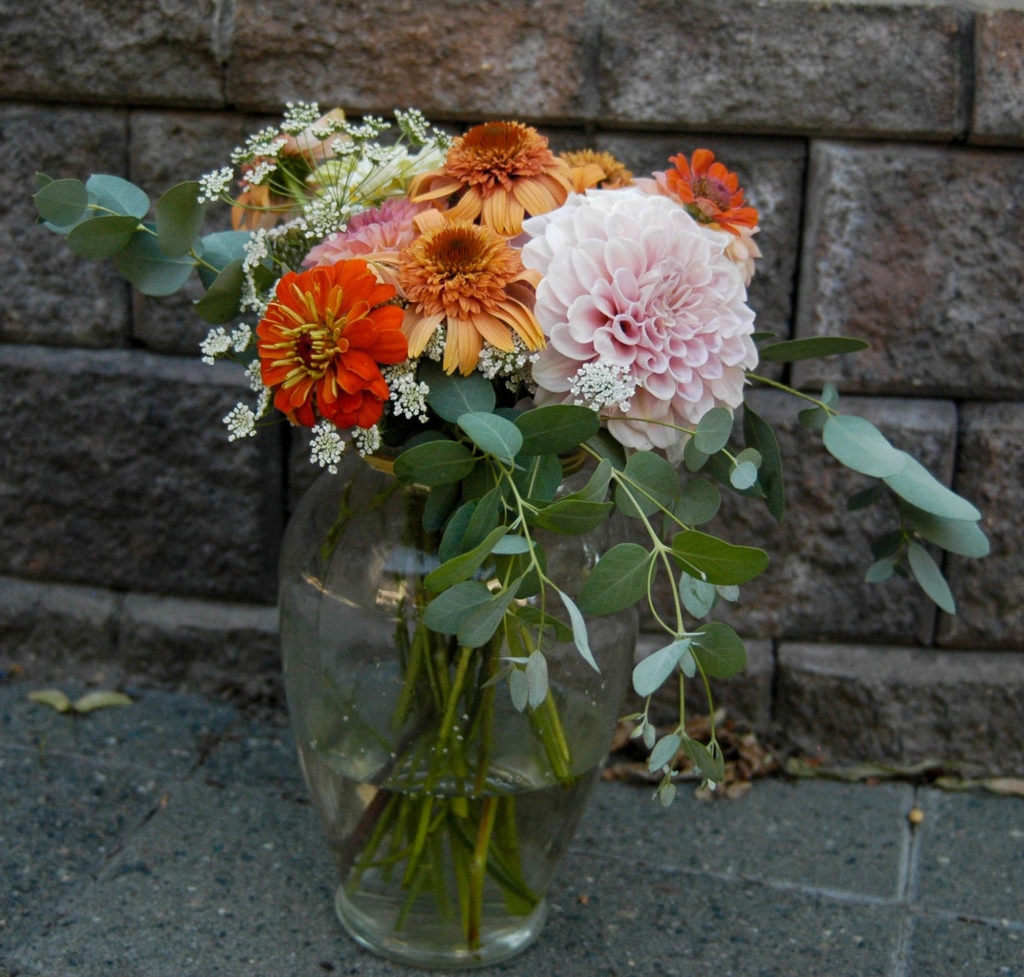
[520,189,758,457]
[304,198,430,269]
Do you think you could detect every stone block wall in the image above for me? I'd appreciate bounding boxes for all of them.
[1,0,1021,771]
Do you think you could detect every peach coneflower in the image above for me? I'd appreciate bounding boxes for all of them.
[407,121,573,237]
[397,211,544,376]
[654,149,758,236]
[256,260,407,430]
[560,149,634,193]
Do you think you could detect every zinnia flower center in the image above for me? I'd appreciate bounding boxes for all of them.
[446,122,556,191]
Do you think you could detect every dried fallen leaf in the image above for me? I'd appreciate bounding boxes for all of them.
[71,690,132,713]
[27,688,132,715]
[28,689,73,713]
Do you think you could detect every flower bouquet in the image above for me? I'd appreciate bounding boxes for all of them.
[33,104,988,967]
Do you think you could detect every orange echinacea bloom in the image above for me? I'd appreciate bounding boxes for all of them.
[560,149,634,193]
[407,121,574,237]
[397,212,544,376]
[256,260,407,429]
[656,149,758,235]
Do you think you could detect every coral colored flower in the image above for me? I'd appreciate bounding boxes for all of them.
[397,211,544,376]
[407,121,573,237]
[303,198,430,286]
[560,149,634,193]
[256,260,407,430]
[653,149,759,236]
[521,189,758,458]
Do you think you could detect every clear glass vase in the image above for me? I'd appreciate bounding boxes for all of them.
[279,452,636,968]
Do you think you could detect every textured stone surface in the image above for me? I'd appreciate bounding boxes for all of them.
[598,0,969,137]
[227,0,593,120]
[775,643,1024,774]
[793,142,1024,398]
[937,401,1024,650]
[120,594,281,708]
[0,346,283,603]
[1,105,132,348]
[0,576,118,680]
[0,0,226,106]
[698,391,955,645]
[972,8,1024,145]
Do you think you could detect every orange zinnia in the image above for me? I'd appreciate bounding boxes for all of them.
[397,212,544,376]
[256,260,407,429]
[407,121,573,237]
[657,149,758,235]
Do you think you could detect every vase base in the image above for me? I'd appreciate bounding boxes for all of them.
[334,884,548,969]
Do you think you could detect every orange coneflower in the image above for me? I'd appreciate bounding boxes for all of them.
[655,149,758,236]
[397,211,544,376]
[256,260,407,429]
[407,121,573,237]
[560,149,634,193]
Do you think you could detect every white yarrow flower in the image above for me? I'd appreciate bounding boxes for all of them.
[197,166,234,204]
[223,403,257,441]
[309,421,345,474]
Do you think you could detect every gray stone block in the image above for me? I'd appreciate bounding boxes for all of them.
[972,7,1024,146]
[938,401,1024,650]
[775,642,1024,774]
[694,391,954,645]
[120,594,281,708]
[9,778,341,977]
[597,0,968,138]
[1,105,131,348]
[0,346,283,603]
[793,142,1024,399]
[0,576,118,682]
[913,788,1024,924]
[0,0,225,107]
[226,0,593,120]
[0,749,166,958]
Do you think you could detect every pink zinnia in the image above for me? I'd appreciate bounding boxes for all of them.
[520,189,758,458]
[304,198,429,267]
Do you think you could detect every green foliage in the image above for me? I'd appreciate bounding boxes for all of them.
[758,336,869,362]
[515,404,600,456]
[670,531,769,586]
[422,364,496,421]
[33,172,250,322]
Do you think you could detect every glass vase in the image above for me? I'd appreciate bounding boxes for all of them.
[279,452,636,968]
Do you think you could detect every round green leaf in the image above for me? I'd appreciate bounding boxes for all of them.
[193,259,245,324]
[531,498,614,535]
[422,580,491,634]
[515,404,600,456]
[65,214,139,259]
[670,530,769,586]
[112,228,195,296]
[155,181,206,257]
[457,411,523,463]
[421,361,495,421]
[33,178,89,230]
[692,622,747,678]
[576,542,653,615]
[198,230,252,287]
[694,407,734,454]
[394,439,477,487]
[907,541,956,614]
[902,505,990,558]
[883,455,982,522]
[615,451,682,518]
[674,479,721,526]
[758,336,869,362]
[822,415,908,478]
[86,173,150,219]
[633,639,692,697]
